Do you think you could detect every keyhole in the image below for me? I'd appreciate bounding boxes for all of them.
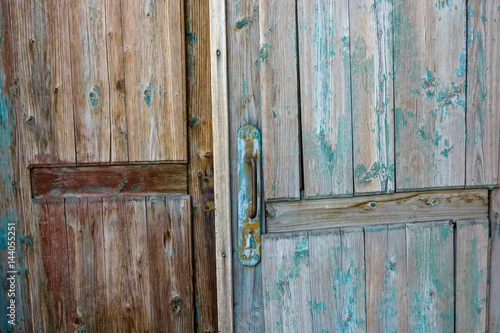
[247,229,255,249]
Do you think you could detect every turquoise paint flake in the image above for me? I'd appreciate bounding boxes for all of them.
[143,82,154,107]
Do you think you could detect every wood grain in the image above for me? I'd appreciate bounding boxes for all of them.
[406,221,454,332]
[297,0,353,198]
[350,0,395,194]
[394,0,466,190]
[455,219,488,332]
[121,0,187,162]
[31,163,187,198]
[466,0,500,186]
[489,188,500,332]
[266,189,488,232]
[260,0,300,200]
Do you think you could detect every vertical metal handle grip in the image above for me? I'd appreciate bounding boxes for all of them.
[245,153,257,219]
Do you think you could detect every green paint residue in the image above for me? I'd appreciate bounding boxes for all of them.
[89,85,99,108]
[143,82,154,107]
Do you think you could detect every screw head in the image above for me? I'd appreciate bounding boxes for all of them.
[253,254,260,261]
[222,253,226,258]
[216,50,221,56]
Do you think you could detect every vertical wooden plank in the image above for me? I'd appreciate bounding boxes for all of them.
[406,221,454,332]
[350,0,395,194]
[339,228,366,332]
[69,0,111,164]
[308,230,341,333]
[262,233,312,333]
[394,0,466,189]
[122,0,187,162]
[186,0,218,330]
[456,219,488,332]
[18,0,76,165]
[260,0,300,200]
[489,188,500,332]
[226,0,265,330]
[106,0,129,163]
[297,0,353,198]
[466,0,500,186]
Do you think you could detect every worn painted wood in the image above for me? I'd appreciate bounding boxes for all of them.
[262,232,313,332]
[455,219,488,332]
[466,0,500,186]
[18,0,76,165]
[266,189,488,232]
[394,0,466,190]
[186,0,218,331]
[122,0,187,162]
[297,0,353,198]
[31,163,187,198]
[260,0,300,201]
[365,224,407,332]
[489,188,500,332]
[350,0,395,194]
[69,0,111,164]
[210,0,234,329]
[406,221,454,332]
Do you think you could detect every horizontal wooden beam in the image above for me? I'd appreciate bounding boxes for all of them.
[31,164,187,199]
[266,189,488,233]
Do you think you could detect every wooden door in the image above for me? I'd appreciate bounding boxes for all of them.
[211,0,500,331]
[0,0,217,332]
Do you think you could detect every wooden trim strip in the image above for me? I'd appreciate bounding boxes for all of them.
[209,0,234,330]
[266,189,488,233]
[31,164,187,198]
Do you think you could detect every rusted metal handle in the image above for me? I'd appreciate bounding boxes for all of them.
[245,153,257,219]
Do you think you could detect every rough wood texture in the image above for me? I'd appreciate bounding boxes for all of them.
[350,0,395,194]
[69,0,111,163]
[365,224,407,332]
[122,0,187,162]
[186,0,218,331]
[260,0,300,201]
[466,0,500,186]
[297,0,353,198]
[394,0,466,190]
[31,163,187,198]
[262,232,312,332]
[455,219,488,332]
[489,188,500,332]
[266,189,488,232]
[210,0,234,329]
[406,221,454,332]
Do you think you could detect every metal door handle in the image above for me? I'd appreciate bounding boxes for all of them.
[245,153,257,219]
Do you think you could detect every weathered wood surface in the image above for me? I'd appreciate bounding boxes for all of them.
[466,1,500,186]
[297,0,353,198]
[350,0,394,194]
[260,0,301,201]
[186,0,218,331]
[31,163,187,198]
[266,189,488,233]
[489,188,500,332]
[455,220,488,332]
[394,0,466,190]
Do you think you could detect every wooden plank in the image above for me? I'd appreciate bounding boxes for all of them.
[186,0,218,330]
[350,0,395,194]
[209,0,234,329]
[489,188,500,332]
[308,230,341,333]
[260,0,300,200]
[18,0,76,165]
[365,224,407,332]
[297,0,353,198]
[69,0,111,163]
[455,219,489,332]
[226,0,265,330]
[266,189,488,232]
[31,163,187,198]
[121,0,187,162]
[466,0,500,186]
[406,221,454,332]
[394,0,466,189]
[262,232,313,333]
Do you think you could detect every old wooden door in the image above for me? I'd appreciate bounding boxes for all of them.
[211,0,500,331]
[0,0,217,332]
